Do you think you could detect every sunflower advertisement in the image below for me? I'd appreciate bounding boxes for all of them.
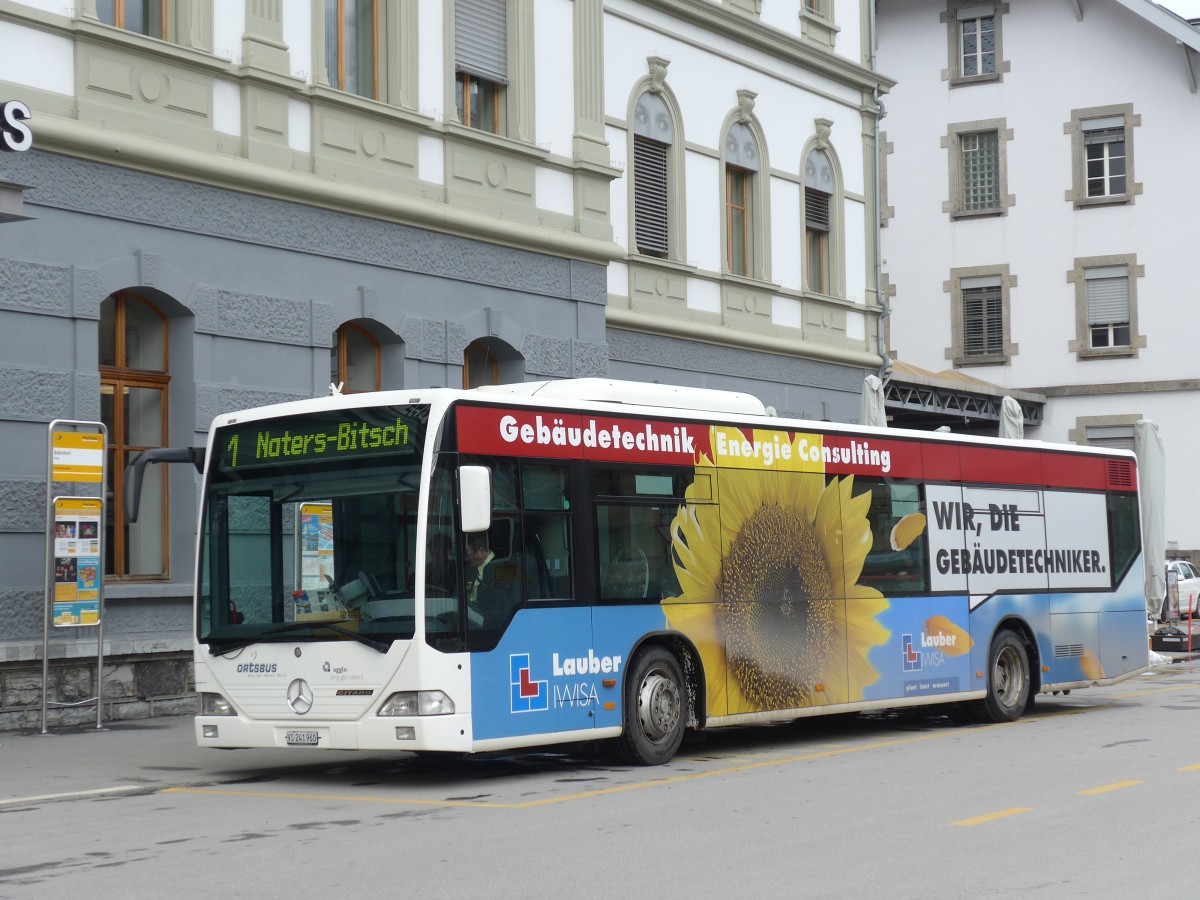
[459,406,959,712]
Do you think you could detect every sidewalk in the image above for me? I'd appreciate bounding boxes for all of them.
[0,714,374,806]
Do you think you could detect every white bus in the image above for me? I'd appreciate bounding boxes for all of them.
[128,379,1147,764]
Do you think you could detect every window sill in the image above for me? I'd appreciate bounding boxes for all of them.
[104,582,194,601]
[799,9,839,49]
[629,254,696,274]
[949,73,1002,88]
[1078,347,1136,361]
[950,207,1005,220]
[309,85,429,126]
[443,121,546,159]
[1072,194,1133,210]
[720,270,779,291]
[954,355,1008,368]
[801,288,855,307]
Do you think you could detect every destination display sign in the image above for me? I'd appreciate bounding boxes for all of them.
[214,406,427,474]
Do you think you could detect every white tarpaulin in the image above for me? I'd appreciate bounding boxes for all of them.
[999,395,1024,440]
[860,374,886,428]
[1136,419,1165,621]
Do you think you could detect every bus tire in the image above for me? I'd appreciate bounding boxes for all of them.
[614,646,686,766]
[975,631,1030,724]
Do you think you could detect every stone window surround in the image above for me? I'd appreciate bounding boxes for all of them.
[718,91,772,283]
[1066,253,1146,361]
[944,263,1018,368]
[1064,103,1143,210]
[1069,413,1141,446]
[626,60,689,266]
[942,118,1015,219]
[800,1,840,49]
[82,0,215,52]
[443,0,536,144]
[800,120,847,301]
[308,1,419,110]
[941,1,1010,87]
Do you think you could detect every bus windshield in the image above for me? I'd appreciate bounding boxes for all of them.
[199,404,433,650]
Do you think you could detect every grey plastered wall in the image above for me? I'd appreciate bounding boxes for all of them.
[606,328,867,422]
[0,150,608,651]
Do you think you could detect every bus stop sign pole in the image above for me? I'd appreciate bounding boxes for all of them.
[43,421,107,734]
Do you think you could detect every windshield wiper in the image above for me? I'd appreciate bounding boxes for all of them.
[208,621,391,655]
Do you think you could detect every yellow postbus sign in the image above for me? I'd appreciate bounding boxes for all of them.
[51,431,104,483]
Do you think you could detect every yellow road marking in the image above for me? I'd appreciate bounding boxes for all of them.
[952,807,1033,827]
[1179,764,1200,771]
[1076,780,1142,795]
[165,731,945,810]
[1118,683,1196,699]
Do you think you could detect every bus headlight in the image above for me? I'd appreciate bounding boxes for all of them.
[200,692,235,716]
[379,690,455,716]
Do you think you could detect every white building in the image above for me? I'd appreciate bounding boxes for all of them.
[877,0,1200,555]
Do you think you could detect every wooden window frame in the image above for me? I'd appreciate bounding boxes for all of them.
[327,0,381,99]
[804,186,831,294]
[100,292,170,580]
[725,166,751,277]
[463,339,500,388]
[333,322,382,393]
[98,0,170,39]
[456,71,503,134]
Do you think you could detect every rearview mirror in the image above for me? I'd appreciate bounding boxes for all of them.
[459,465,491,533]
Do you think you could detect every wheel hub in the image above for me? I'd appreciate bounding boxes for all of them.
[637,670,681,744]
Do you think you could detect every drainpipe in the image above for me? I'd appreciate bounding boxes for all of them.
[869,0,891,383]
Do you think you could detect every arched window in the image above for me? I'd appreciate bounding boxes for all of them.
[332,322,381,393]
[463,339,499,389]
[633,92,673,259]
[100,291,170,579]
[724,122,760,277]
[804,149,835,294]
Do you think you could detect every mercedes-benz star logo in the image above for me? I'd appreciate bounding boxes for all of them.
[286,678,313,715]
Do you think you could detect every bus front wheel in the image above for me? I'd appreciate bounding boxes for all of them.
[615,647,686,766]
[975,631,1030,724]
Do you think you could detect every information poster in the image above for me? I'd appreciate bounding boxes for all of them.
[52,497,102,626]
[298,502,334,592]
[51,431,104,483]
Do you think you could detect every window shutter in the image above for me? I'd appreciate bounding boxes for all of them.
[1086,426,1135,451]
[962,284,1002,356]
[456,0,508,84]
[805,188,830,233]
[634,135,669,258]
[1086,270,1130,325]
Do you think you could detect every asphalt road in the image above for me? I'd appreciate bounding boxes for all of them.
[4,657,1200,898]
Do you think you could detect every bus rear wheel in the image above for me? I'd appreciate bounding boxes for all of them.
[975,631,1030,724]
[615,647,686,766]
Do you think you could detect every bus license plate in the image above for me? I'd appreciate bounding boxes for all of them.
[285,730,319,746]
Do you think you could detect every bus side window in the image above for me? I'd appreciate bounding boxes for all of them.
[596,503,674,601]
[521,464,572,601]
[859,479,929,594]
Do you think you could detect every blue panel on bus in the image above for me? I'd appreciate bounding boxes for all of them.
[470,606,667,742]
[864,597,975,701]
